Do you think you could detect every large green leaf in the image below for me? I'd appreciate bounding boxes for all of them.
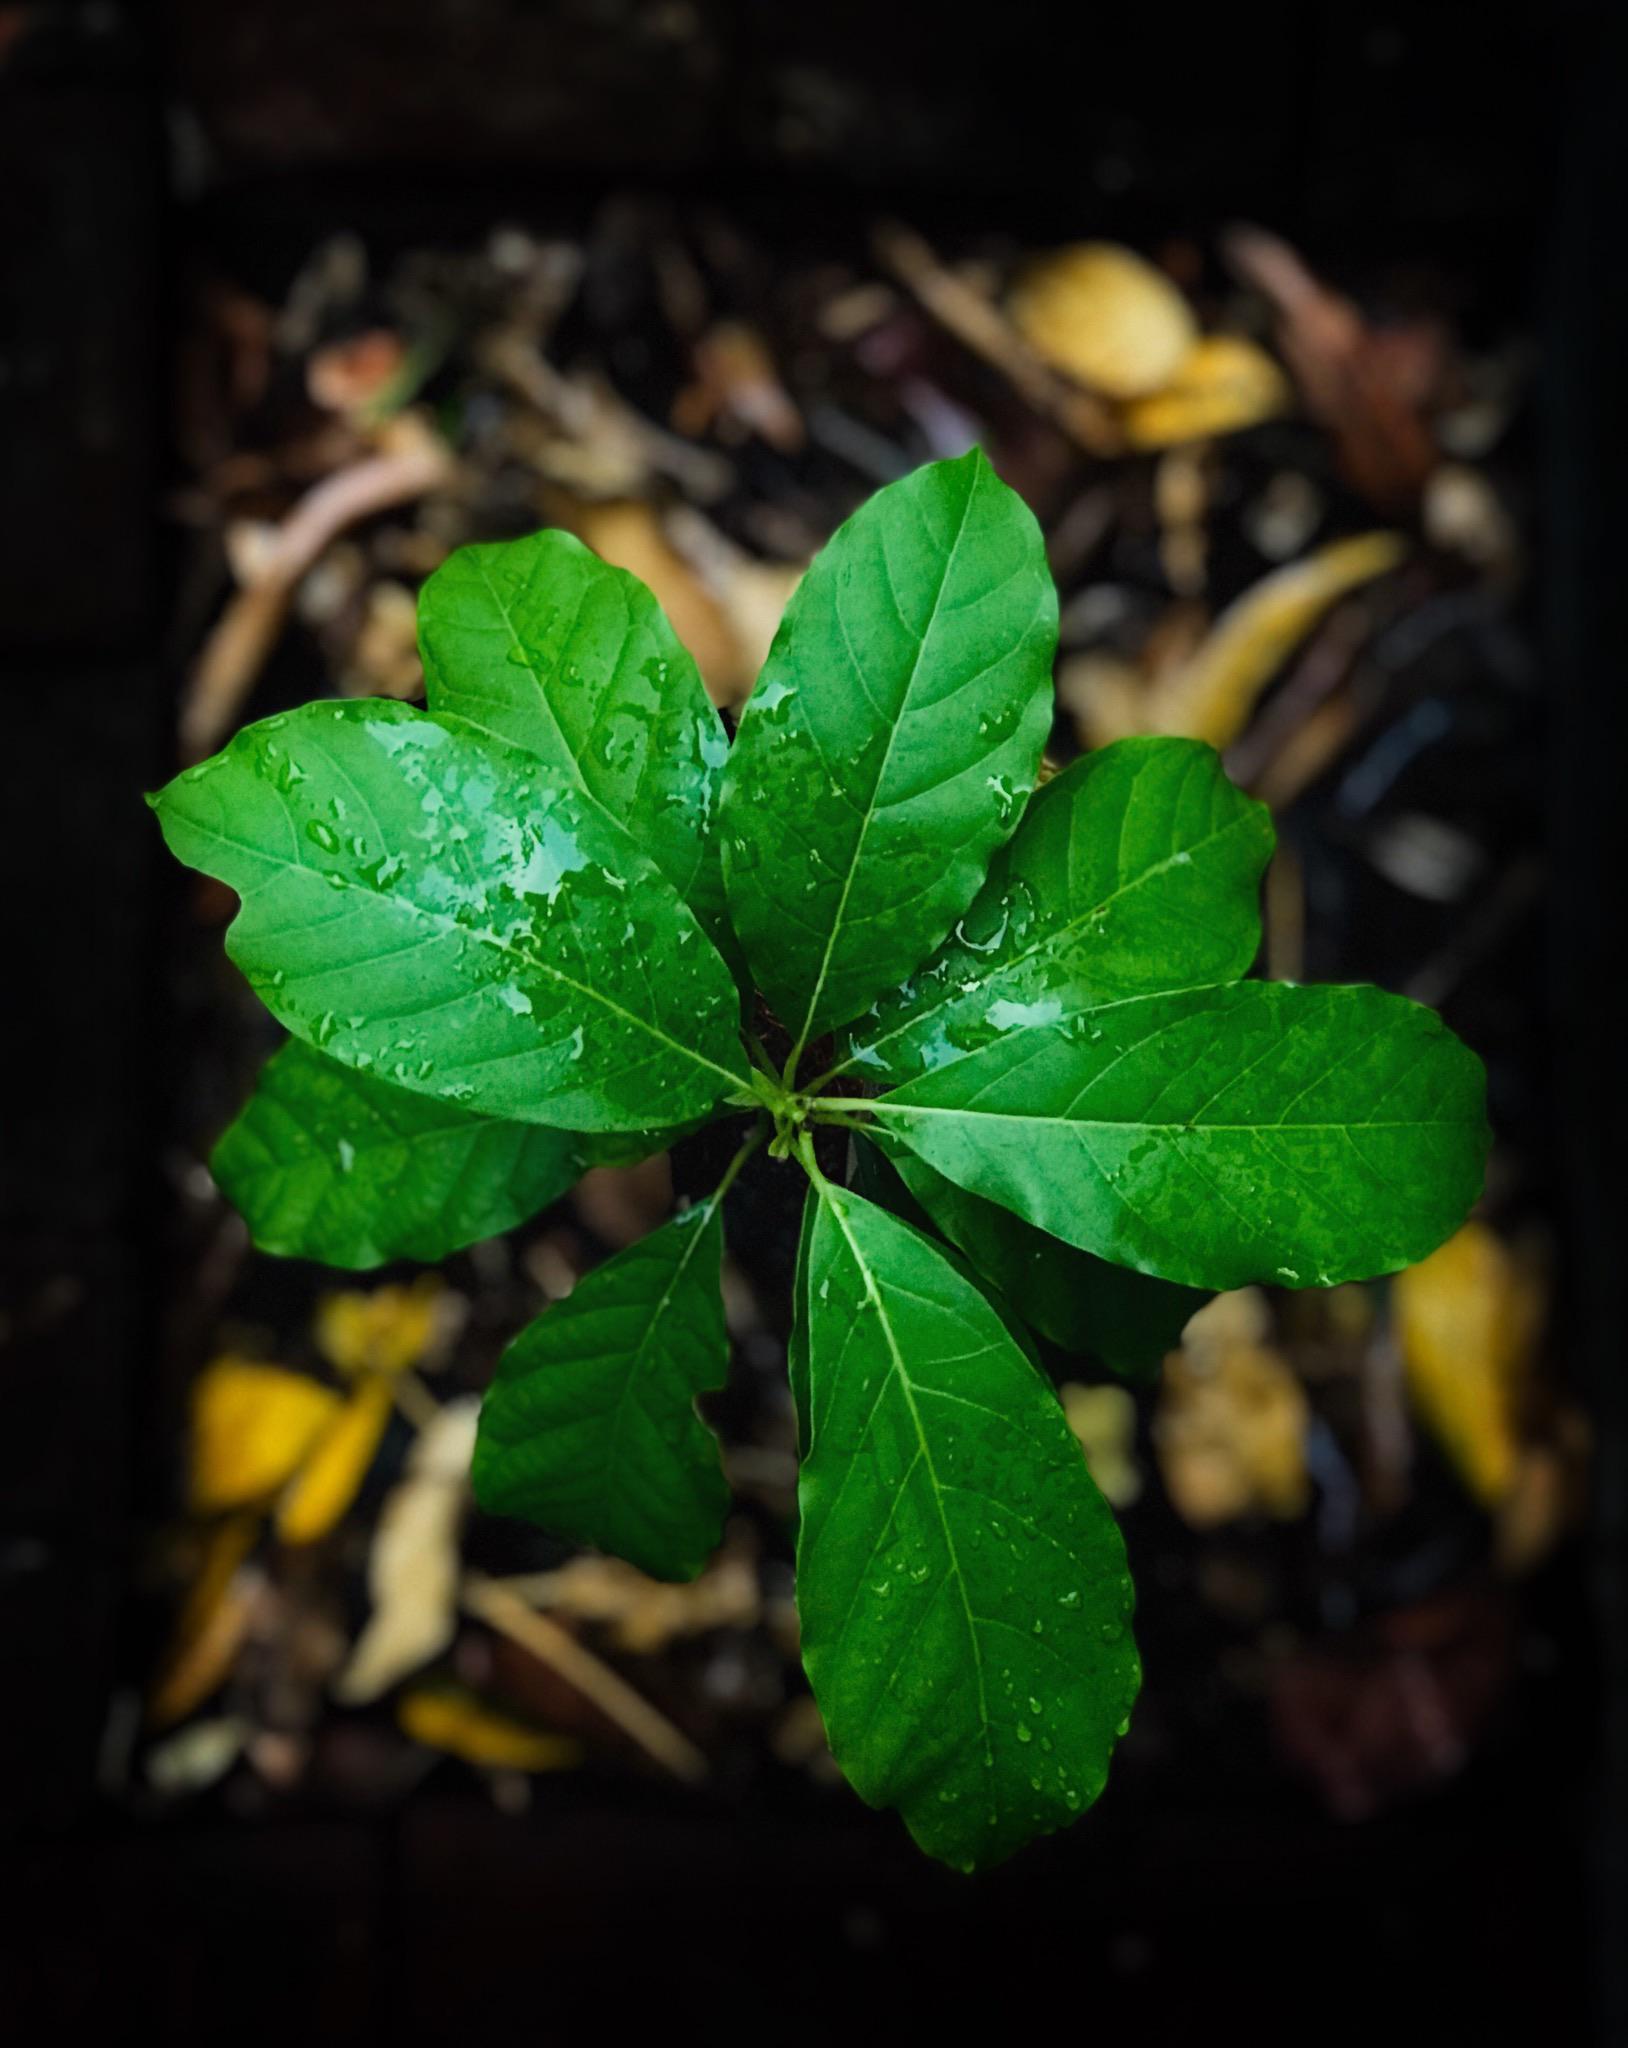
[472,1194,732,1580]
[796,1183,1138,1872]
[871,982,1488,1291]
[861,1134,1204,1378]
[841,736,1273,1087]
[211,1040,672,1270]
[149,701,750,1133]
[719,449,1056,1053]
[418,528,731,946]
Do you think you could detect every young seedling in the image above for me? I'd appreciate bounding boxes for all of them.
[150,450,1488,1870]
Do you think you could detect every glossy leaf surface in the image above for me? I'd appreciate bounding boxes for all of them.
[720,449,1056,1048]
[418,528,731,944]
[150,701,749,1132]
[472,1198,731,1580]
[212,1040,664,1269]
[867,1136,1205,1376]
[873,982,1488,1291]
[796,1184,1139,1871]
[843,736,1272,1087]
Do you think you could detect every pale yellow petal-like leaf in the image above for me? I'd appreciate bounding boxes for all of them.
[1119,334,1292,448]
[1009,243,1197,399]
[1060,1382,1144,1507]
[333,1398,479,1704]
[189,1357,341,1514]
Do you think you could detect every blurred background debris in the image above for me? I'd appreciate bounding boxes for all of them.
[4,4,1625,2044]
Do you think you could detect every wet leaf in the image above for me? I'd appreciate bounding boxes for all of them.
[189,1357,341,1513]
[870,1135,1204,1376]
[215,1041,605,1268]
[720,449,1055,1050]
[872,982,1488,1291]
[149,700,750,1132]
[473,1194,731,1580]
[796,1184,1139,1872]
[841,737,1273,1088]
[1009,243,1197,399]
[418,527,732,947]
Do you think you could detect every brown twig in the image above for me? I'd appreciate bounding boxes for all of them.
[179,425,453,761]
[873,223,1123,458]
[461,1571,707,1783]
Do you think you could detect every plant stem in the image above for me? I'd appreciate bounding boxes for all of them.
[743,1029,780,1082]
[708,1124,766,1206]
[806,1101,873,1133]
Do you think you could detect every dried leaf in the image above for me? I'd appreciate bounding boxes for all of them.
[1223,225,1441,510]
[503,1547,760,1655]
[1060,1381,1144,1507]
[314,1275,449,1379]
[1119,334,1291,448]
[1148,533,1404,747]
[1009,243,1197,400]
[334,1398,479,1704]
[307,329,408,415]
[148,1513,261,1729]
[398,1685,581,1773]
[1394,1221,1540,1507]
[342,579,423,698]
[189,1357,340,1514]
[1155,1291,1310,1525]
[571,500,743,704]
[675,322,805,451]
[275,1374,396,1546]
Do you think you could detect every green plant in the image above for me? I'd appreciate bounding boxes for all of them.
[149,450,1488,1871]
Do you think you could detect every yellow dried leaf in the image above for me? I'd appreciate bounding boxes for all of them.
[1155,1291,1309,1526]
[1119,334,1292,448]
[398,1686,581,1773]
[1009,243,1197,399]
[573,500,743,705]
[148,1512,260,1729]
[1060,1382,1144,1507]
[1394,1222,1540,1507]
[188,1357,341,1514]
[314,1275,445,1379]
[275,1373,396,1546]
[1149,532,1405,747]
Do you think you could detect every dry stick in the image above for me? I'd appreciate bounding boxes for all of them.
[873,222,1123,458]
[460,1571,708,1784]
[179,434,453,761]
